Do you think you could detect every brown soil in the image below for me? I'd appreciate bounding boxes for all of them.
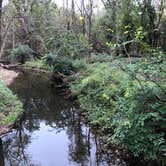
[0,68,19,85]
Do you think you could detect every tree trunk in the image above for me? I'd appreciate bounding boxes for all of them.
[0,0,3,47]
[12,19,16,49]
[13,1,29,43]
[0,22,11,59]
[81,0,86,34]
[87,0,93,58]
[88,0,93,43]
[71,0,76,30]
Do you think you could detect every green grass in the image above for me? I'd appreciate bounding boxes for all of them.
[0,80,23,125]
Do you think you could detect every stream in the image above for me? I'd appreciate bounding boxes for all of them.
[0,71,127,166]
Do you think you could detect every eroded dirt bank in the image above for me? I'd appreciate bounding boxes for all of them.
[0,68,19,86]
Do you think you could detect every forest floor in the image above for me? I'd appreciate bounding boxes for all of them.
[0,68,23,136]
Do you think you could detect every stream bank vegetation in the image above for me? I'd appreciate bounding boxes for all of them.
[0,0,166,165]
[0,68,23,135]
[0,79,23,135]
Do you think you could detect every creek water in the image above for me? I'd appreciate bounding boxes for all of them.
[0,71,126,166]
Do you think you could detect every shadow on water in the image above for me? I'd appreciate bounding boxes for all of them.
[0,139,4,166]
[0,71,126,166]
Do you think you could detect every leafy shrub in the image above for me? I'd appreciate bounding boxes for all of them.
[70,62,121,129]
[45,52,57,66]
[10,45,35,63]
[53,58,74,75]
[113,80,165,162]
[45,32,92,58]
[45,53,75,75]
[111,58,166,163]
[69,56,166,164]
[72,59,87,71]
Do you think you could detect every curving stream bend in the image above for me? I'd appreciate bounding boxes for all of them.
[0,71,126,166]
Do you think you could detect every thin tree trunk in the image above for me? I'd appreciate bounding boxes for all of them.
[88,0,93,42]
[0,22,11,59]
[81,0,86,34]
[0,0,3,47]
[112,0,116,42]
[71,0,76,30]
[12,19,16,49]
[87,0,93,58]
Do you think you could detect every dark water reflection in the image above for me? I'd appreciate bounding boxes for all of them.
[0,71,125,166]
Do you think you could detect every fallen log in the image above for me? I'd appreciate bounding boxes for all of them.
[0,63,21,69]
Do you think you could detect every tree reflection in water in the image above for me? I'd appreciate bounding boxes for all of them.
[66,107,91,165]
[1,71,124,166]
[0,138,4,166]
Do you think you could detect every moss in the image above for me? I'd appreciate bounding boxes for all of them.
[0,80,23,125]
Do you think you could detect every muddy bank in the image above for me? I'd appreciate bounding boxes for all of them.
[0,68,19,86]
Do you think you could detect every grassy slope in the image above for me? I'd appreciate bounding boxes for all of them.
[0,80,23,126]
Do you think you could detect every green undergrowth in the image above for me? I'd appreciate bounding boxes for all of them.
[0,80,23,125]
[22,53,166,164]
[22,59,53,71]
[68,55,166,164]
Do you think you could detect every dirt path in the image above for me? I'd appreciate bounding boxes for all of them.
[0,68,19,85]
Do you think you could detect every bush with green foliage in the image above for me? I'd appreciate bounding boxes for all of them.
[10,45,35,63]
[45,53,75,75]
[45,53,57,66]
[45,32,92,58]
[72,59,87,71]
[113,83,165,161]
[69,55,166,164]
